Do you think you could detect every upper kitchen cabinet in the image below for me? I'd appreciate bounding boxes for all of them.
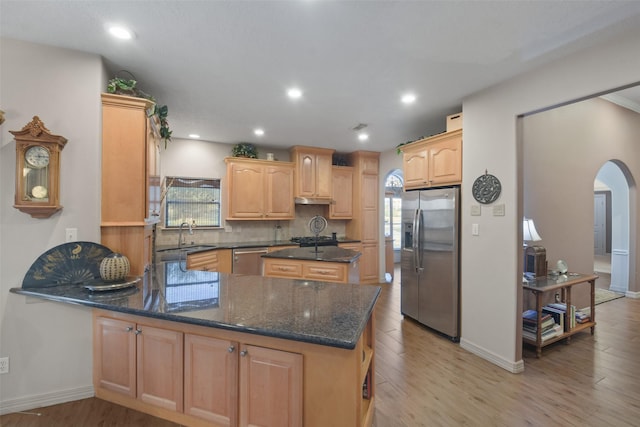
[290,146,335,201]
[329,166,353,219]
[400,129,462,190]
[101,93,160,275]
[225,158,295,220]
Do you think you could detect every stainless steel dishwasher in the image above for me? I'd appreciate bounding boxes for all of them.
[232,247,268,275]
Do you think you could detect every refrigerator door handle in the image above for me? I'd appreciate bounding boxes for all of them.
[413,209,419,272]
[415,208,424,272]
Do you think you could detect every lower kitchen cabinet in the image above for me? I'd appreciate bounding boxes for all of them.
[239,344,303,427]
[93,316,183,412]
[186,249,233,273]
[94,311,304,427]
[263,258,360,284]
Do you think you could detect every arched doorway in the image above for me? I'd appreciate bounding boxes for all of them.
[384,169,403,275]
[594,160,635,294]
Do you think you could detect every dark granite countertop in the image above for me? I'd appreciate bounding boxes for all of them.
[10,261,379,350]
[262,246,361,263]
[156,239,361,254]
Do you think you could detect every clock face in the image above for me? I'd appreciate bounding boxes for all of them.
[25,146,50,169]
[31,185,48,199]
[472,174,502,204]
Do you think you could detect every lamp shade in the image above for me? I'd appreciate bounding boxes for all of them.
[523,218,542,242]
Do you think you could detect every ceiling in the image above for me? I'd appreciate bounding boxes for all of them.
[2,1,640,153]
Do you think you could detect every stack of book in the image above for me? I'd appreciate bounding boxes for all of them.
[522,310,562,342]
[543,303,588,328]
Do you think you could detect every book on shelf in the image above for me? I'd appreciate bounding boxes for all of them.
[522,310,552,325]
[542,306,565,330]
[522,317,556,333]
[545,303,577,328]
[522,324,563,342]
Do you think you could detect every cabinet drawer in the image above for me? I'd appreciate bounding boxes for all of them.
[303,262,346,282]
[187,249,232,273]
[263,260,303,278]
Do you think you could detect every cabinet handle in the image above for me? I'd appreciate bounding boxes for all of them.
[125,326,133,332]
[135,329,142,335]
[228,345,235,353]
[240,350,248,357]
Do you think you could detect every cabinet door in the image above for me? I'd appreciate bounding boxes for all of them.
[265,164,295,219]
[296,152,316,197]
[263,258,304,279]
[185,334,238,425]
[136,325,184,412]
[360,243,379,283]
[403,147,429,190]
[361,174,379,243]
[429,136,462,185]
[239,345,303,427]
[228,162,266,219]
[94,317,136,398]
[315,151,333,198]
[329,167,353,219]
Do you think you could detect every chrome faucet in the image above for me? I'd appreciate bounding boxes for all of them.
[178,221,194,248]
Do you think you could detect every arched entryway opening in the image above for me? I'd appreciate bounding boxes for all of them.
[594,160,636,294]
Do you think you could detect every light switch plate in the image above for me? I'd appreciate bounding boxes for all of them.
[493,204,505,216]
[470,205,481,216]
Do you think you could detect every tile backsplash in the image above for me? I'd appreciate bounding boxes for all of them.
[156,204,348,246]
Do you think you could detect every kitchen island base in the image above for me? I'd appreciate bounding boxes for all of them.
[93,308,375,427]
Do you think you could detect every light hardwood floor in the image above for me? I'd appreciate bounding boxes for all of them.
[2,267,639,426]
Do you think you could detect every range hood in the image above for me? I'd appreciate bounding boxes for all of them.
[294,197,333,205]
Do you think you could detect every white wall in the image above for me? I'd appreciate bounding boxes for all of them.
[0,39,106,412]
[459,26,640,371]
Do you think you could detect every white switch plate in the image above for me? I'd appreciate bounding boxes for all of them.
[0,357,8,374]
[493,204,505,216]
[470,205,481,216]
[472,223,479,236]
[65,228,78,242]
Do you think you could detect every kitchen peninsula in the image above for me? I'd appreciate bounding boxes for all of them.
[11,258,379,427]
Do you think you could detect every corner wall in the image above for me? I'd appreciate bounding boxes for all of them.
[459,26,640,371]
[0,38,106,413]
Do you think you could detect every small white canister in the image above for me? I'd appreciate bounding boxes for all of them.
[100,253,131,282]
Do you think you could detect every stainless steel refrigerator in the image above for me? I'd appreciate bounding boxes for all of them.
[401,187,460,340]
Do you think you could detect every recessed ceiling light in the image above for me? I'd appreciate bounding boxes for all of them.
[358,133,369,142]
[188,134,200,139]
[401,93,417,104]
[254,128,265,136]
[287,88,303,99]
[108,25,134,40]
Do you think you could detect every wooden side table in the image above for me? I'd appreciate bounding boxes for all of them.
[522,273,597,357]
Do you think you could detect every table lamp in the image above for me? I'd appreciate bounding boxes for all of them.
[523,217,546,278]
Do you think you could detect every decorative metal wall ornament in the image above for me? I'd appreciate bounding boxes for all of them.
[471,171,502,204]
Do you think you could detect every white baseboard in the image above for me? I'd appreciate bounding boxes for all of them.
[0,385,94,416]
[460,338,524,374]
[625,290,640,299]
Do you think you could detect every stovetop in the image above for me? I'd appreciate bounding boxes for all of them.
[290,236,339,247]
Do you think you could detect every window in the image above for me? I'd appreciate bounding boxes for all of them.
[164,177,221,228]
[384,171,403,250]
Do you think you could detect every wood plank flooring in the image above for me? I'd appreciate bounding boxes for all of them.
[2,267,639,426]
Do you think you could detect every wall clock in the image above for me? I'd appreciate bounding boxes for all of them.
[471,172,502,204]
[11,116,67,218]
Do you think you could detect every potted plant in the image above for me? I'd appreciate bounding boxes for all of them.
[232,143,258,158]
[106,72,172,147]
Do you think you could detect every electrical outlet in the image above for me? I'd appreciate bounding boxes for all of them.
[0,357,9,374]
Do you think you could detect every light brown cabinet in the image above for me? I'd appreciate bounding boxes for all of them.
[101,93,160,275]
[186,249,232,273]
[346,151,380,284]
[263,258,359,284]
[93,316,183,413]
[290,146,335,201]
[94,311,304,427]
[329,166,354,219]
[239,344,303,427]
[400,129,462,190]
[225,158,294,220]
